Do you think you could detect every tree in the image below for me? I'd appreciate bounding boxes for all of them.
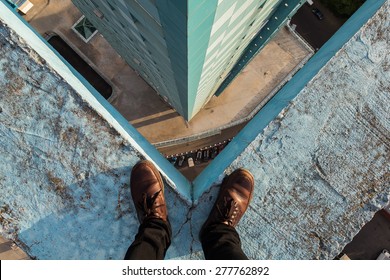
[320,0,366,17]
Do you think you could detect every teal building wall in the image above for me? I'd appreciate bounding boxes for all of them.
[71,0,304,120]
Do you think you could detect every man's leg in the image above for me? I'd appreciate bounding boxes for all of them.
[124,218,171,260]
[124,160,171,260]
[200,223,247,260]
[200,169,254,260]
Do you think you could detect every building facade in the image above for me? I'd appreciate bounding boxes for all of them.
[71,0,305,120]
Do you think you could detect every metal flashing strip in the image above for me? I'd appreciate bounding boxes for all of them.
[192,0,388,201]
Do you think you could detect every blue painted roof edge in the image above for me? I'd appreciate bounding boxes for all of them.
[192,0,387,201]
[0,0,192,202]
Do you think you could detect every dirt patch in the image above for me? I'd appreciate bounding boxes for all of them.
[47,171,74,206]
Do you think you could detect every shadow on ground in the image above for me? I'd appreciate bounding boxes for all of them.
[16,167,194,260]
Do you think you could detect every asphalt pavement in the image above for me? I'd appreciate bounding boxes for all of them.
[341,209,390,260]
[290,1,346,50]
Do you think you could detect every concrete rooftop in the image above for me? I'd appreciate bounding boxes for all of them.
[0,0,389,259]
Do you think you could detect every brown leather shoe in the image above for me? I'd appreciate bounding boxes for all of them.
[200,168,254,235]
[130,160,168,224]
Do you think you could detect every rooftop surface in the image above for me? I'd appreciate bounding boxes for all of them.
[0,0,389,259]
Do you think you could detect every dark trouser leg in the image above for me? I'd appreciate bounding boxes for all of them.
[200,223,248,260]
[124,218,172,260]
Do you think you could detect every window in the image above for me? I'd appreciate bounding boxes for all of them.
[72,15,98,43]
[106,1,115,11]
[93,9,104,19]
[130,13,139,24]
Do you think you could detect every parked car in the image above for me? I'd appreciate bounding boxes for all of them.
[202,149,210,162]
[168,156,177,165]
[312,8,324,20]
[376,249,390,260]
[195,150,202,164]
[187,157,194,167]
[210,147,218,159]
[177,155,185,167]
[218,143,226,153]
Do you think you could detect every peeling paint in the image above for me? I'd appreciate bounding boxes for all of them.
[0,0,389,260]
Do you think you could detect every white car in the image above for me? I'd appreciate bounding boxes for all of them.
[187,157,194,167]
[377,249,390,260]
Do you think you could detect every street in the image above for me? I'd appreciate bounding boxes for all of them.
[290,1,346,50]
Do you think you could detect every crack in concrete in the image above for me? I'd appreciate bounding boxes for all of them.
[312,153,327,178]
[25,79,54,96]
[309,231,328,259]
[171,203,199,259]
[3,125,56,143]
[311,152,347,204]
[188,210,196,259]
[173,210,191,239]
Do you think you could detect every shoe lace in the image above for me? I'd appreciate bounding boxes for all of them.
[217,197,239,226]
[140,189,164,217]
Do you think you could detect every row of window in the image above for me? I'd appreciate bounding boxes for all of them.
[83,0,176,97]
[195,0,281,105]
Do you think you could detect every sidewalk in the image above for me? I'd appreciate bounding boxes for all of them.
[0,236,30,260]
